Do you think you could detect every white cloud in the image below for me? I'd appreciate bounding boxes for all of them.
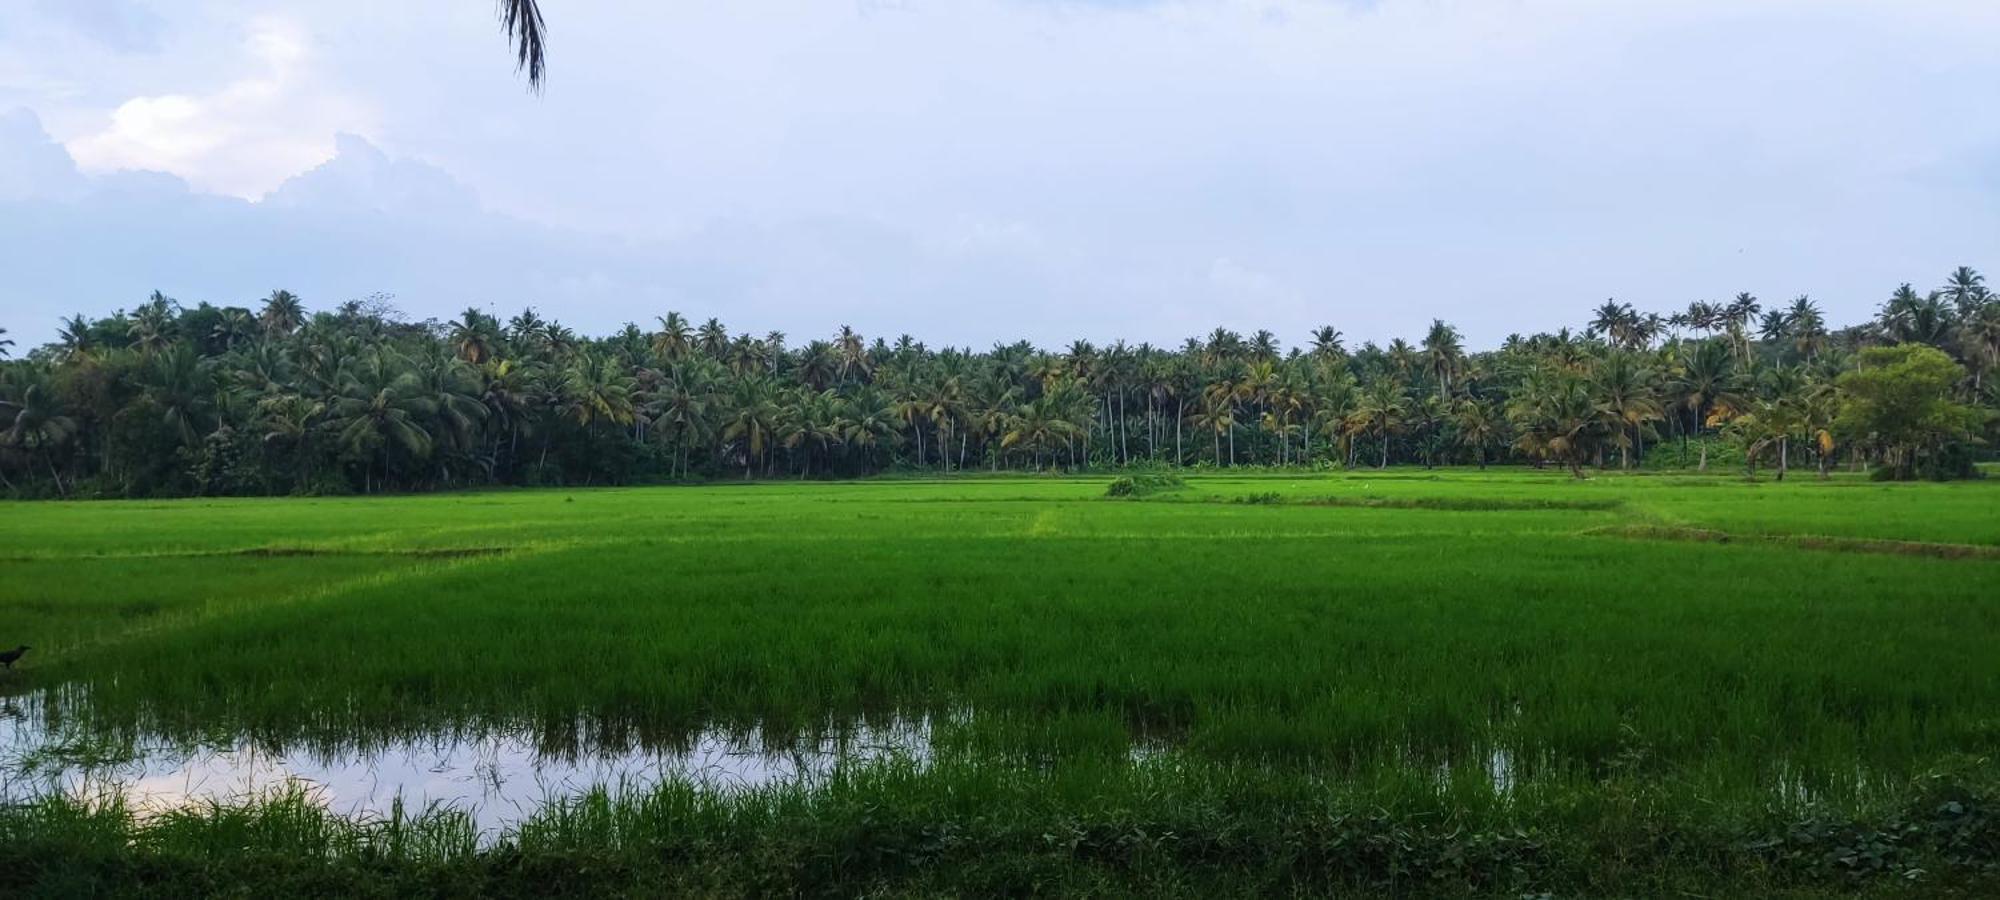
[64,16,374,198]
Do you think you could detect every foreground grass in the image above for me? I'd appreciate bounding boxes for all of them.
[2,469,1998,893]
[6,759,1999,897]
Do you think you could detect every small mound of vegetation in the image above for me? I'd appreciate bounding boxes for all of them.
[1104,474,1186,498]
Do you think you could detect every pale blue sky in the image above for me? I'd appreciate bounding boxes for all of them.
[3,1,1997,351]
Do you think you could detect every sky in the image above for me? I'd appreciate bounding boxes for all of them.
[2,0,1998,352]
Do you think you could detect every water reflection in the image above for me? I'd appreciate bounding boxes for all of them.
[2,691,1556,839]
[0,696,934,837]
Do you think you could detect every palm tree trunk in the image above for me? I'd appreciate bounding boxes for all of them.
[1118,391,1128,464]
[44,452,66,498]
[1175,399,1183,465]
[1379,428,1388,470]
[1152,398,1168,460]
[1695,403,1708,472]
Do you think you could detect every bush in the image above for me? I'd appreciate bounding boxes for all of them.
[1104,474,1187,498]
[1641,439,1743,471]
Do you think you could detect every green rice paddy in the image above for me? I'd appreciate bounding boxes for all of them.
[3,470,1999,895]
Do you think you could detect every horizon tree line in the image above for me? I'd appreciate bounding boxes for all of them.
[3,269,1996,497]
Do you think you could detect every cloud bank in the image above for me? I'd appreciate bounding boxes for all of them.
[3,1,1998,350]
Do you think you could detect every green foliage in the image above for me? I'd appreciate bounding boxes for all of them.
[7,268,1998,497]
[4,759,2000,896]
[1104,473,1185,497]
[1641,438,1744,470]
[1837,345,1987,480]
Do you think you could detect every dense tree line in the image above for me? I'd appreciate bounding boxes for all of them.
[2,269,1996,497]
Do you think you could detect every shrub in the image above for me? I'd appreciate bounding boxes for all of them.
[1104,474,1187,498]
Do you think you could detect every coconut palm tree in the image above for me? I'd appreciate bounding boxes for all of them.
[1878,284,1954,346]
[56,316,96,361]
[259,290,305,336]
[330,354,435,493]
[0,372,80,494]
[1507,368,1607,479]
[1961,303,2000,392]
[128,293,177,356]
[1675,340,1742,471]
[451,309,503,364]
[210,308,258,351]
[720,377,777,478]
[836,326,870,383]
[1350,376,1408,469]
[1589,300,1646,350]
[778,388,842,476]
[1308,326,1345,361]
[964,376,1019,471]
[838,387,899,473]
[142,344,215,448]
[648,371,712,479]
[1198,373,1243,466]
[412,352,490,465]
[1594,352,1664,469]
[1310,371,1360,467]
[1940,266,1988,318]
[563,353,637,430]
[1003,394,1082,471]
[1723,293,1761,360]
[1786,295,1826,362]
[1421,319,1464,400]
[1385,338,1421,384]
[1454,397,1503,469]
[792,340,837,391]
[652,312,694,362]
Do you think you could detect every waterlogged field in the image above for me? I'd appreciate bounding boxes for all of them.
[2,470,1999,895]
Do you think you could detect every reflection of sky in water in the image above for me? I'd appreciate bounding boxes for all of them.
[0,694,1547,840]
[0,696,932,839]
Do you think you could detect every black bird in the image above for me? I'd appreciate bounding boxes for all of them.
[0,646,28,669]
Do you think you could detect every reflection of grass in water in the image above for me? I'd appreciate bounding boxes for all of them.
[0,472,1997,890]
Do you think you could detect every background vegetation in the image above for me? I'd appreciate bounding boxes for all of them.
[4,267,1996,498]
